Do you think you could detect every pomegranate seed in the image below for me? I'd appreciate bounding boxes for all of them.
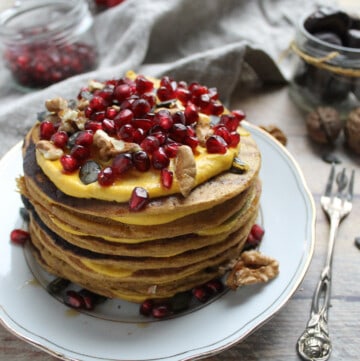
[170,123,187,142]
[139,299,154,316]
[172,111,186,125]
[190,83,208,97]
[135,75,154,94]
[132,151,150,172]
[10,229,30,245]
[70,145,90,162]
[151,130,167,145]
[142,92,156,108]
[251,224,265,241]
[89,95,108,111]
[155,109,173,130]
[163,142,179,158]
[152,147,170,169]
[102,118,116,135]
[105,107,118,119]
[112,153,133,176]
[152,304,173,319]
[129,187,149,211]
[85,121,103,132]
[84,106,93,118]
[40,121,56,140]
[198,93,212,114]
[90,111,106,122]
[175,87,191,104]
[161,168,173,188]
[206,135,228,154]
[214,126,231,145]
[75,130,94,148]
[184,135,199,151]
[192,286,210,303]
[118,124,135,142]
[245,232,260,248]
[205,279,224,295]
[113,83,132,102]
[132,118,154,132]
[229,131,240,147]
[211,102,224,116]
[60,155,80,173]
[157,86,175,101]
[98,166,115,186]
[114,108,134,128]
[78,289,98,311]
[208,87,219,100]
[64,290,85,309]
[133,128,146,143]
[97,86,114,102]
[132,98,151,118]
[140,136,160,154]
[219,114,240,132]
[184,103,199,124]
[51,131,68,149]
[186,126,196,137]
[231,109,246,122]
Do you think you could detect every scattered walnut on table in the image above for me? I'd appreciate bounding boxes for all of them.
[306,106,343,144]
[259,124,287,146]
[225,250,279,289]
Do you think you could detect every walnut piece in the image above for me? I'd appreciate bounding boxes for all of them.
[195,115,213,146]
[93,129,140,161]
[45,97,68,113]
[225,250,279,289]
[306,107,342,144]
[260,124,287,146]
[36,140,64,160]
[174,145,197,197]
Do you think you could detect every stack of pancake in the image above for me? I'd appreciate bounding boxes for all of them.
[18,73,262,303]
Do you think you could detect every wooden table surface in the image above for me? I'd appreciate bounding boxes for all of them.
[1,84,359,360]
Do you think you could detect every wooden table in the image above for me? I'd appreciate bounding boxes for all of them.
[1,85,359,360]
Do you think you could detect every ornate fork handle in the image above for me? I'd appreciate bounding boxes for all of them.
[297,166,354,361]
[297,212,340,361]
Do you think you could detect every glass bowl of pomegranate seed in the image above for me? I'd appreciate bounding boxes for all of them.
[0,0,98,91]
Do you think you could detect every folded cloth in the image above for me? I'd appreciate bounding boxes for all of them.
[0,0,332,157]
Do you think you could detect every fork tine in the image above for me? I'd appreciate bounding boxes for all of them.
[324,163,336,196]
[347,169,355,201]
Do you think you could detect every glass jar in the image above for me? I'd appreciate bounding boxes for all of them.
[289,9,360,116]
[0,0,98,91]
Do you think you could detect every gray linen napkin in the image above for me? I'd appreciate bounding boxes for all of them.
[0,0,331,157]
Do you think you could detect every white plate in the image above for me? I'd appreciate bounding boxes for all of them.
[0,122,315,361]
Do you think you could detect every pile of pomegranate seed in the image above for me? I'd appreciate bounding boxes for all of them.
[38,74,245,210]
[139,278,224,319]
[245,223,265,249]
[4,39,97,88]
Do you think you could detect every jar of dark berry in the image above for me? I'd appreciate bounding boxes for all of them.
[0,0,98,90]
[289,7,360,116]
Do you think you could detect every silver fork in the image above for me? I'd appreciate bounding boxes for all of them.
[297,164,355,361]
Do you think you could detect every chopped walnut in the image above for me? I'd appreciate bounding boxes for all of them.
[45,97,68,113]
[147,285,157,295]
[260,124,287,146]
[93,129,140,161]
[226,250,279,289]
[88,80,105,92]
[36,140,64,160]
[196,116,213,146]
[174,145,197,197]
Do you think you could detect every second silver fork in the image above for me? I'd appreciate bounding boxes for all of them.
[297,164,355,361]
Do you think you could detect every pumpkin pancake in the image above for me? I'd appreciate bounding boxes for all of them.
[19,71,264,303]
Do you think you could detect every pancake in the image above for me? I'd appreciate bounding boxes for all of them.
[19,71,264,303]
